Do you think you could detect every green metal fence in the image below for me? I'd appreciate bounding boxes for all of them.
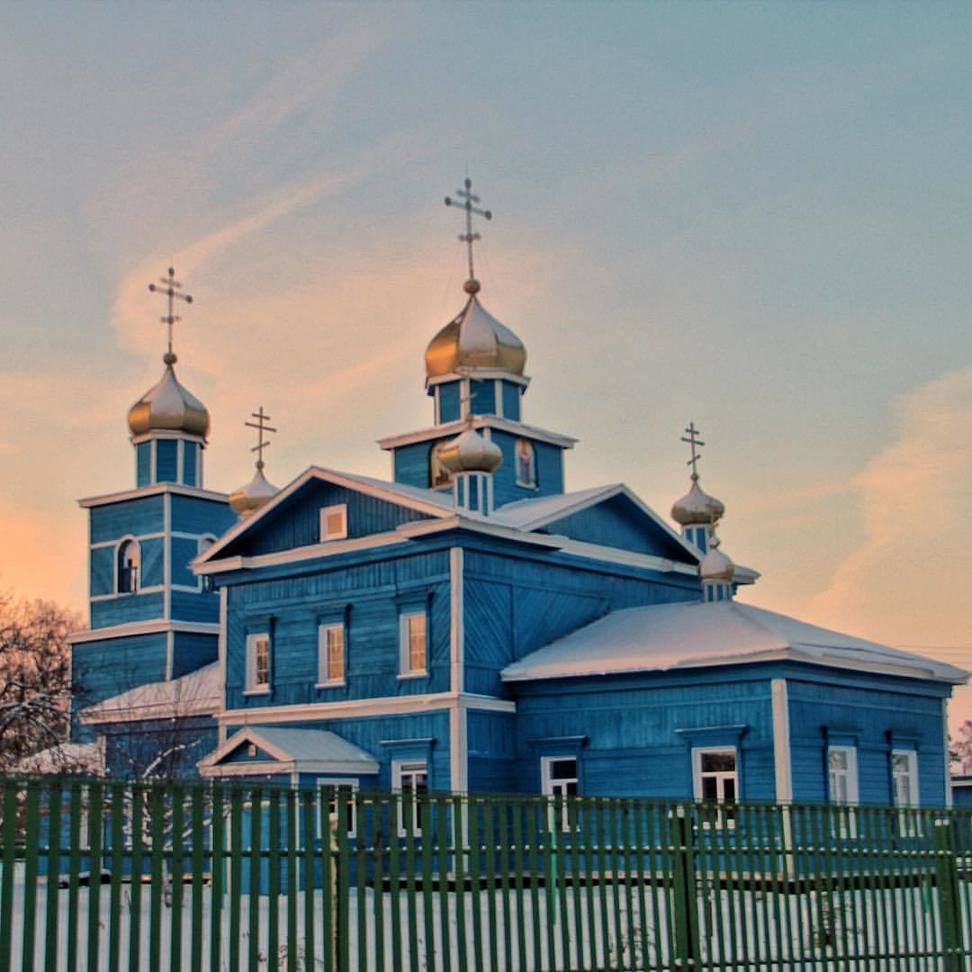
[0,776,969,971]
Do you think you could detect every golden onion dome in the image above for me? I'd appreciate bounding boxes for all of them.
[228,463,279,518]
[671,475,725,527]
[436,423,503,476]
[699,534,735,583]
[425,280,527,380]
[127,354,210,439]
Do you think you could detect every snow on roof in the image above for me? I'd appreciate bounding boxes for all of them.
[501,600,969,686]
[199,725,379,776]
[491,484,621,529]
[16,739,105,775]
[80,663,220,724]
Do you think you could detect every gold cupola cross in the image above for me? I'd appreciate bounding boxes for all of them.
[148,266,193,364]
[681,421,705,481]
[245,406,277,471]
[445,176,492,287]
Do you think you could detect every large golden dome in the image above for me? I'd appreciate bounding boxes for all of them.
[127,354,210,439]
[425,281,526,380]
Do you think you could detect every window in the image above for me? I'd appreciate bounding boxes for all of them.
[317,779,358,839]
[515,438,537,488]
[693,747,738,828]
[245,633,271,693]
[319,504,348,542]
[317,623,346,686]
[892,749,920,836]
[541,757,579,832]
[828,745,859,837]
[117,539,141,593]
[393,760,428,836]
[399,611,427,677]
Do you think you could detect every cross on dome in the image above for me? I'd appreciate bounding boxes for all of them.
[681,421,704,481]
[445,176,492,293]
[148,266,193,364]
[245,406,277,471]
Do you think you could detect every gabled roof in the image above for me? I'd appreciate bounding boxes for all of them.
[198,726,379,777]
[501,600,969,686]
[80,662,220,724]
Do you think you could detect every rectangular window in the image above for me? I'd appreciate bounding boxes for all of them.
[319,504,348,542]
[245,633,271,693]
[393,760,428,836]
[399,611,427,677]
[693,747,738,829]
[828,745,859,837]
[317,623,346,686]
[892,749,920,836]
[541,756,579,833]
[317,779,358,839]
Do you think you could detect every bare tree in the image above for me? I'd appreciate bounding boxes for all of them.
[0,593,83,773]
[952,719,972,774]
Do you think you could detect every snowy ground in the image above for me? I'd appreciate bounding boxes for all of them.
[5,866,967,971]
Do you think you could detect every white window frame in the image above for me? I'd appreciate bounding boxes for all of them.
[392,759,428,836]
[692,746,739,829]
[317,622,346,687]
[317,778,358,840]
[892,748,920,836]
[245,632,271,694]
[828,745,859,837]
[116,536,141,595]
[398,610,428,678]
[541,756,579,833]
[319,504,348,542]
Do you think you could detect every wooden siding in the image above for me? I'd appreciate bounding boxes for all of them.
[393,441,433,489]
[170,494,235,535]
[222,481,435,558]
[156,439,178,482]
[170,589,219,623]
[501,380,521,421]
[89,546,114,597]
[91,592,165,628]
[787,673,950,805]
[510,672,777,800]
[182,441,197,487]
[470,379,496,415]
[101,716,218,780]
[171,535,200,586]
[172,631,218,677]
[141,537,164,588]
[223,551,452,710]
[462,546,699,697]
[540,493,695,561]
[136,442,151,487]
[89,495,164,544]
[490,430,564,505]
[71,633,168,739]
[467,710,518,793]
[438,380,460,423]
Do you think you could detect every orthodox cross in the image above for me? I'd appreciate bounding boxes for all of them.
[445,177,492,283]
[245,406,277,470]
[681,422,705,480]
[148,266,193,361]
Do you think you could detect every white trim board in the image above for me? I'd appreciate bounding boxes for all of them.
[79,482,229,508]
[69,619,219,644]
[771,678,792,802]
[377,416,576,451]
[218,691,516,725]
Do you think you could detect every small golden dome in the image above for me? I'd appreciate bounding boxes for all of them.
[436,425,503,476]
[425,294,526,380]
[229,463,279,518]
[671,475,725,527]
[700,535,735,582]
[127,357,210,439]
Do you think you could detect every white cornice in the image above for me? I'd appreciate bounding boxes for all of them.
[377,417,577,451]
[426,370,530,389]
[79,482,229,508]
[69,619,219,644]
[218,691,516,725]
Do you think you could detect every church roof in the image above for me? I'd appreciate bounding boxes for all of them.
[501,600,969,686]
[80,662,220,724]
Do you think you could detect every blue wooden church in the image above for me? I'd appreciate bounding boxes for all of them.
[71,187,967,810]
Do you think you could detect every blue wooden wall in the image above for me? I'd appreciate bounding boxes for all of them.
[461,544,699,697]
[490,431,564,505]
[509,669,778,800]
[501,381,521,421]
[100,715,218,779]
[91,592,164,627]
[222,550,452,711]
[467,710,518,793]
[71,632,168,740]
[171,494,235,535]
[172,631,218,677]
[393,441,434,489]
[787,669,950,805]
[222,481,435,558]
[89,495,164,544]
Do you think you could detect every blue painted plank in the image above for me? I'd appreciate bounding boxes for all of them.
[89,496,164,543]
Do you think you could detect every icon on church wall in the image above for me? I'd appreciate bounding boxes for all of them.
[515,438,537,488]
[430,443,451,488]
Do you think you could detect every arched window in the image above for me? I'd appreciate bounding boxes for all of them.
[515,438,537,488]
[118,539,141,594]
